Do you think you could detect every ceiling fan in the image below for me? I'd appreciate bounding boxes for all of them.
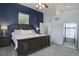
[36,3,48,9]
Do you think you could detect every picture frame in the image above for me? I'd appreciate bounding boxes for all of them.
[18,12,29,24]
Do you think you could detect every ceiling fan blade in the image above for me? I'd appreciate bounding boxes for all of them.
[43,3,48,8]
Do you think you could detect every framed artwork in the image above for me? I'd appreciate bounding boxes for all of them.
[18,12,29,24]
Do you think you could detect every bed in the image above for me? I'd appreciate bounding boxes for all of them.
[11,24,50,56]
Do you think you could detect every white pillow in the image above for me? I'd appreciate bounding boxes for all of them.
[14,29,24,35]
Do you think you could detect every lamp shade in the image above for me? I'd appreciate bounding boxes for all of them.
[1,25,8,30]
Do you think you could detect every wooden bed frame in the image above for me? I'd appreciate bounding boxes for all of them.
[12,24,50,56]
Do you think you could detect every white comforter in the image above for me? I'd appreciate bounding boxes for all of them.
[12,32,48,50]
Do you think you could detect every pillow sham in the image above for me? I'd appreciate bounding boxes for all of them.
[14,29,24,35]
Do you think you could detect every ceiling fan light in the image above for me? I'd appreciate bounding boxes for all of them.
[42,4,45,8]
[39,6,42,9]
[36,3,48,9]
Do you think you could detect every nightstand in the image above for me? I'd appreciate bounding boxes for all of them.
[0,35,11,47]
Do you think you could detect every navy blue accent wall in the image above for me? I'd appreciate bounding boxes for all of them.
[0,3,43,32]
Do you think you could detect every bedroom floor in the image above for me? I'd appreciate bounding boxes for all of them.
[0,43,79,56]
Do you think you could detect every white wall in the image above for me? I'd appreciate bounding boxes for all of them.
[44,9,56,22]
[44,9,79,46]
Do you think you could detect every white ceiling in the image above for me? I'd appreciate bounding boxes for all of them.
[20,3,79,12]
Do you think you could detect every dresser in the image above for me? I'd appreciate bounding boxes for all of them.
[0,35,11,47]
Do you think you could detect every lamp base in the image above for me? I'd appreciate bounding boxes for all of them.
[3,31,6,37]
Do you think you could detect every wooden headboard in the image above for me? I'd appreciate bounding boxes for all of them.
[12,24,35,30]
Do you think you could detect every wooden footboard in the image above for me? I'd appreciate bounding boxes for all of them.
[16,35,50,56]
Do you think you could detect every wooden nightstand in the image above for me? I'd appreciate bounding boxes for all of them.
[0,35,11,47]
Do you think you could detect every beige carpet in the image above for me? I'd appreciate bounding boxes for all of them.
[0,44,79,56]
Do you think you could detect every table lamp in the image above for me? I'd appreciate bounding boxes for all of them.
[1,25,8,36]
